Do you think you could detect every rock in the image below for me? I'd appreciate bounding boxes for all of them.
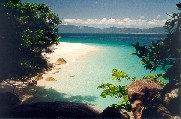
[127,79,162,102]
[99,106,130,119]
[163,87,181,116]
[11,102,101,118]
[45,77,56,81]
[56,58,67,65]
[164,88,179,105]
[141,104,172,119]
[127,79,173,119]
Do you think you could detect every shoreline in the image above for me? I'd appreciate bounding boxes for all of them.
[0,42,100,104]
[38,42,99,87]
[46,42,99,64]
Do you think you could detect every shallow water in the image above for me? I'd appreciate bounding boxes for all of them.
[32,34,166,110]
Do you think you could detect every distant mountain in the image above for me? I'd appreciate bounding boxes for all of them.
[58,25,165,34]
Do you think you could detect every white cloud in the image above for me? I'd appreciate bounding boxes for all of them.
[140,16,145,19]
[157,15,161,19]
[63,16,166,28]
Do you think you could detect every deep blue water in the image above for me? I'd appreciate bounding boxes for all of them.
[59,33,166,46]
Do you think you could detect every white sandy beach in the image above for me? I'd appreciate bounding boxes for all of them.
[47,42,99,64]
[37,42,99,87]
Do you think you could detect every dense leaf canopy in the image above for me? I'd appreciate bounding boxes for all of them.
[0,0,61,81]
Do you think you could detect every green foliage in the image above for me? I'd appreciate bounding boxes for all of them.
[131,11,181,85]
[142,74,167,86]
[98,69,136,110]
[98,69,166,110]
[98,7,180,111]
[112,69,136,81]
[0,0,61,81]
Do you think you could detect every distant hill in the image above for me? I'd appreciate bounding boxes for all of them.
[58,25,165,34]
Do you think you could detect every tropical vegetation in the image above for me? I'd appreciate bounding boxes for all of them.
[0,0,61,82]
[98,6,180,110]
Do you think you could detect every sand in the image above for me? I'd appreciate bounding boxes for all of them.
[37,42,99,87]
[46,42,99,64]
[0,42,99,101]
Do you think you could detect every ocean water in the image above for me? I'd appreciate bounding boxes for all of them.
[33,33,166,110]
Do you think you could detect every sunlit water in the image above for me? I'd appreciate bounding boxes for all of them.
[30,34,166,110]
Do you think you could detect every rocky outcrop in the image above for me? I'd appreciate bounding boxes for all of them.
[56,58,67,65]
[9,102,101,118]
[127,79,162,102]
[127,79,174,119]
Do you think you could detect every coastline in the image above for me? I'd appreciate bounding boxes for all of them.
[0,42,100,103]
[38,42,99,87]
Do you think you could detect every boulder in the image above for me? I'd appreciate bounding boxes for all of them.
[45,77,56,81]
[56,58,67,65]
[10,102,101,118]
[127,79,173,119]
[127,79,162,102]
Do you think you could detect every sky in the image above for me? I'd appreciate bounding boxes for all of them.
[22,0,181,28]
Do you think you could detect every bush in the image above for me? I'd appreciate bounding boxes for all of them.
[0,0,61,81]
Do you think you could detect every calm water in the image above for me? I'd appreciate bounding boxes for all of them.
[34,33,166,110]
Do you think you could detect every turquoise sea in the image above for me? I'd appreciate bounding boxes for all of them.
[33,33,166,110]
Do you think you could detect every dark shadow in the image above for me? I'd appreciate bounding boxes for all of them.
[131,87,162,106]
[16,86,98,106]
[130,87,172,119]
[0,86,101,118]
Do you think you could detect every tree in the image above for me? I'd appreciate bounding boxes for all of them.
[98,5,180,110]
[0,0,61,81]
[131,10,181,87]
